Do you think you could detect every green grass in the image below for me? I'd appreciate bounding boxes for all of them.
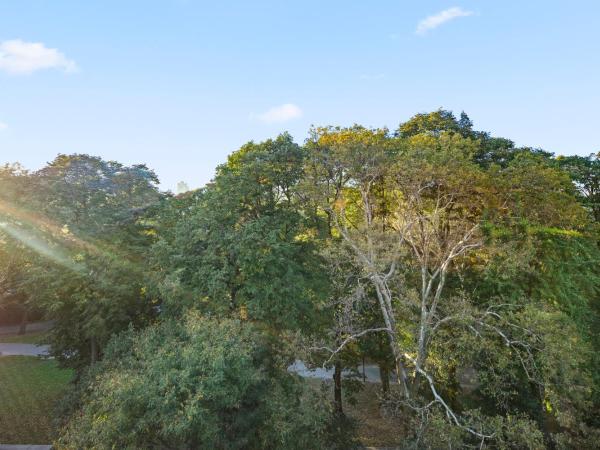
[0,356,73,444]
[0,331,50,344]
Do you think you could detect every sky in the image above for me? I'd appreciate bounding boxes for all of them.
[1,1,599,191]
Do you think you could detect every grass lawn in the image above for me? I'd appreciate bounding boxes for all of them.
[0,331,50,344]
[0,356,73,444]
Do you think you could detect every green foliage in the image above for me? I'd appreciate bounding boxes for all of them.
[396,109,555,170]
[403,406,545,450]
[498,153,588,228]
[0,237,30,323]
[33,154,160,239]
[396,109,473,138]
[151,134,328,332]
[57,315,353,450]
[31,251,156,369]
[304,115,600,446]
[2,111,600,447]
[557,152,600,223]
[0,154,162,368]
[0,164,37,324]
[458,224,600,437]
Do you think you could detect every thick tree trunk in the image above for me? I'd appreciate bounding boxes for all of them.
[18,309,28,335]
[380,365,390,395]
[90,336,98,365]
[333,361,343,415]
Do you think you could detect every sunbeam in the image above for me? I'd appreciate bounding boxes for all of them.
[0,221,80,271]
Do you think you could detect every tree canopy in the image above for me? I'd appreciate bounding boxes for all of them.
[1,111,598,448]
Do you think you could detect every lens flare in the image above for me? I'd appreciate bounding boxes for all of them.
[0,221,80,271]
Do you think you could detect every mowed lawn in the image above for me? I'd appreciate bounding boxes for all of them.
[0,356,72,444]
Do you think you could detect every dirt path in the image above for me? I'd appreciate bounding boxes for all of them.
[0,446,52,450]
[0,344,50,357]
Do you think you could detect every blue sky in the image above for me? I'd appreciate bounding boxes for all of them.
[1,1,599,191]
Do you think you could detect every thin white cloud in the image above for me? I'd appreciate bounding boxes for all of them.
[0,121,7,131]
[416,7,474,35]
[255,103,303,124]
[0,39,78,75]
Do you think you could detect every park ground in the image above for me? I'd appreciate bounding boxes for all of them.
[0,355,72,444]
[0,326,72,444]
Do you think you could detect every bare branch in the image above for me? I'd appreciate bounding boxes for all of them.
[311,327,390,367]
[402,352,495,441]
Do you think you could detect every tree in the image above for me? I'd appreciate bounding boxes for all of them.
[396,109,556,169]
[557,153,600,223]
[301,125,397,413]
[58,314,354,450]
[306,243,368,414]
[1,154,163,368]
[397,109,471,138]
[498,152,588,229]
[56,140,359,448]
[151,134,327,332]
[0,163,39,331]
[303,125,573,446]
[0,238,31,332]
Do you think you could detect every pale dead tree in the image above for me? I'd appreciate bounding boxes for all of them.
[392,174,486,395]
[327,152,413,397]
[326,177,504,441]
[302,128,519,442]
[301,127,413,394]
[333,174,502,438]
[327,146,486,386]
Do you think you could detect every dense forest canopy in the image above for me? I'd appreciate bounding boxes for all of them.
[1,110,599,449]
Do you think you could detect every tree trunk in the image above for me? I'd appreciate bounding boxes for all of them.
[90,336,98,365]
[380,365,390,395]
[18,309,28,335]
[333,361,343,415]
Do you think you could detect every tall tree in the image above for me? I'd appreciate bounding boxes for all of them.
[0,163,35,330]
[151,134,327,332]
[303,124,581,446]
[2,154,163,368]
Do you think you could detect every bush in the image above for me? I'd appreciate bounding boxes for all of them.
[56,314,353,449]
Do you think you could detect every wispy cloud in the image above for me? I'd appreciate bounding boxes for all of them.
[0,39,78,75]
[0,121,7,131]
[255,103,303,124]
[416,7,474,35]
